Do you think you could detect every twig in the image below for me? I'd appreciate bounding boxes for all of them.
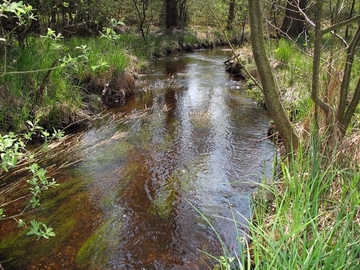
[257,132,278,142]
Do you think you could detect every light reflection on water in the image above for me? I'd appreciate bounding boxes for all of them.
[0,49,275,269]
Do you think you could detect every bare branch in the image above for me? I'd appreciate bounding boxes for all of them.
[295,1,316,27]
[321,15,360,36]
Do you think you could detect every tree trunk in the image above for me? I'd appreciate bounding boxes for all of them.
[227,0,236,30]
[164,0,179,30]
[178,0,188,29]
[248,0,299,153]
[338,24,360,135]
[311,0,332,134]
[280,0,307,38]
[345,0,356,39]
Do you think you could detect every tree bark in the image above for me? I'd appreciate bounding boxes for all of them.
[345,0,356,39]
[227,0,236,30]
[338,24,360,134]
[280,0,307,38]
[311,1,332,117]
[337,24,360,127]
[178,0,188,29]
[164,0,179,30]
[248,0,299,153]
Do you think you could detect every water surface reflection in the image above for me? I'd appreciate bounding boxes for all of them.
[0,49,275,269]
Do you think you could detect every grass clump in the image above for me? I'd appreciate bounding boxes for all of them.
[0,32,138,133]
[273,39,295,64]
[208,134,360,269]
[246,139,360,269]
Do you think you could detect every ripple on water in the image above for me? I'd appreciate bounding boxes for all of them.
[0,49,275,270]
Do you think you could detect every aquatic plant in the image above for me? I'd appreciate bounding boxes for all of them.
[76,209,124,267]
[190,110,212,131]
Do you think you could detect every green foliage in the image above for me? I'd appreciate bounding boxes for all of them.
[0,28,135,131]
[41,28,64,42]
[0,0,35,25]
[274,39,294,64]
[247,140,360,269]
[22,219,56,240]
[0,119,63,239]
[0,0,36,45]
[0,132,25,171]
[27,163,59,207]
[100,18,125,41]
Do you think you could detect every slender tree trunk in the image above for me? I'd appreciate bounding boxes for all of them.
[178,0,188,29]
[248,0,299,153]
[338,24,360,134]
[132,0,149,43]
[345,0,356,39]
[311,1,332,119]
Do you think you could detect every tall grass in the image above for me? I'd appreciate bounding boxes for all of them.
[207,134,359,269]
[0,34,142,132]
[248,138,360,269]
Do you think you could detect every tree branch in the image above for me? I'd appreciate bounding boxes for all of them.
[337,24,360,125]
[321,15,360,36]
[311,1,332,116]
[341,76,360,133]
[295,0,316,27]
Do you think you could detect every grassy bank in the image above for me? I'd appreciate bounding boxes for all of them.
[213,37,360,269]
[210,136,360,269]
[0,26,236,134]
[248,141,360,269]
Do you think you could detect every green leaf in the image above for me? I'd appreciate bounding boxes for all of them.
[4,138,14,148]
[30,196,40,208]
[17,219,26,227]
[2,161,8,172]
[10,155,18,167]
[0,208,5,220]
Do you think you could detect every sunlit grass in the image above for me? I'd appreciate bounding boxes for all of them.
[0,34,140,132]
[211,135,360,269]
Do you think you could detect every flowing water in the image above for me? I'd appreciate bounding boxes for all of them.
[0,49,275,269]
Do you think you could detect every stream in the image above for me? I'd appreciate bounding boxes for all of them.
[0,49,275,269]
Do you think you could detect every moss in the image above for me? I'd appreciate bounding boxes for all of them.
[117,163,139,193]
[40,178,84,210]
[150,179,177,219]
[98,193,117,211]
[76,210,124,267]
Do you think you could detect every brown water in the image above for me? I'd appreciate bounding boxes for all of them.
[0,49,275,269]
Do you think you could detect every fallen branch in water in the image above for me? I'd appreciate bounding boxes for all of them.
[257,132,279,143]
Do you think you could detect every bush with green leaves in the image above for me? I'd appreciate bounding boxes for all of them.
[0,119,64,239]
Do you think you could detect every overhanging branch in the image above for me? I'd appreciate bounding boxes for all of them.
[321,15,360,36]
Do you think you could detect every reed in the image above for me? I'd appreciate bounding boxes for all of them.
[203,131,359,269]
[247,137,359,269]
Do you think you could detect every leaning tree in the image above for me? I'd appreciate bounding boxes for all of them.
[247,0,360,154]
